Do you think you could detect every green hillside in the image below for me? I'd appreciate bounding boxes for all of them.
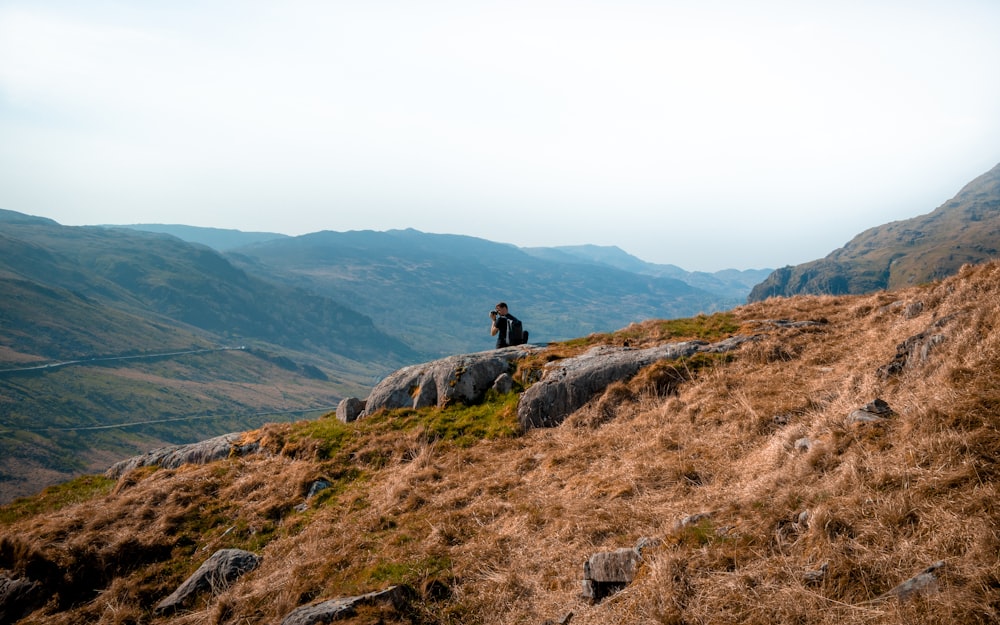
[228,229,727,357]
[0,213,418,502]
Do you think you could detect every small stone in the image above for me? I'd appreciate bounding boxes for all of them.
[674,512,712,530]
[802,562,828,584]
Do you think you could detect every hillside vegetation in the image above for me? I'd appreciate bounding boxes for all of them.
[3,261,1000,624]
[0,213,415,502]
[748,161,1000,301]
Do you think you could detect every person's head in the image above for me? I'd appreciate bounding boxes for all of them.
[495,302,508,314]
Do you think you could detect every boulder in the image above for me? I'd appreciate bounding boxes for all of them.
[336,397,366,423]
[0,576,46,623]
[581,537,659,603]
[360,346,539,417]
[280,585,413,625]
[106,433,261,479]
[155,549,261,614]
[881,561,945,602]
[518,336,752,429]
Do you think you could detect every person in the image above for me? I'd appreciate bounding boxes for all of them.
[490,302,519,348]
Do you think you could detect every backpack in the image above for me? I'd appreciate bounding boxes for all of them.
[507,316,527,346]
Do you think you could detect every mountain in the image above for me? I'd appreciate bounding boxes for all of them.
[0,213,418,502]
[111,223,288,250]
[3,260,999,625]
[523,244,772,301]
[748,161,1000,301]
[225,229,729,357]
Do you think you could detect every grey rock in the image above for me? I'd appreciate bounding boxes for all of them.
[0,576,46,623]
[581,537,658,603]
[106,433,261,479]
[802,562,828,584]
[581,548,641,602]
[882,561,945,602]
[361,346,539,417]
[584,548,641,584]
[904,301,924,318]
[492,372,514,394]
[848,398,895,424]
[848,410,888,424]
[155,549,261,613]
[336,397,366,423]
[306,479,332,499]
[674,512,713,530]
[518,336,753,429]
[878,317,953,378]
[280,586,412,625]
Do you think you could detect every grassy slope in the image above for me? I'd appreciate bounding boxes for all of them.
[2,262,1000,624]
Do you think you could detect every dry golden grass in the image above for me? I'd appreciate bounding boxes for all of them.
[3,261,1000,624]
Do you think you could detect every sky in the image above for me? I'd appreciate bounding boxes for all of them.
[1,1,999,272]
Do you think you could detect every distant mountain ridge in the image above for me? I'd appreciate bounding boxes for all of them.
[748,161,1000,301]
[224,229,738,357]
[523,244,771,301]
[120,225,769,356]
[112,223,288,251]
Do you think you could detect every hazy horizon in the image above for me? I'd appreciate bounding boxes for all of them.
[2,1,999,272]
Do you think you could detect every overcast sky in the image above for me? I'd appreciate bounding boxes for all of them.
[1,1,999,271]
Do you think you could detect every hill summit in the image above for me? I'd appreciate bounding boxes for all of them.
[2,260,1000,624]
[748,161,1000,301]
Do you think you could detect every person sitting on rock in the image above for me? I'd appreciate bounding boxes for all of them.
[489,302,522,348]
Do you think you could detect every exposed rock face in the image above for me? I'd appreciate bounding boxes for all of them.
[360,346,540,417]
[581,537,659,602]
[0,576,46,623]
[882,561,945,602]
[155,549,261,614]
[280,586,413,625]
[336,397,366,423]
[518,336,752,429]
[106,433,262,479]
[877,318,951,378]
[582,548,641,602]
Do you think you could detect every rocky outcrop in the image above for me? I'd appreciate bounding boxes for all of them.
[581,537,659,603]
[0,576,46,623]
[358,346,540,417]
[881,561,945,602]
[155,549,261,614]
[518,336,753,429]
[336,397,366,423]
[280,585,413,625]
[877,316,952,378]
[105,433,262,479]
